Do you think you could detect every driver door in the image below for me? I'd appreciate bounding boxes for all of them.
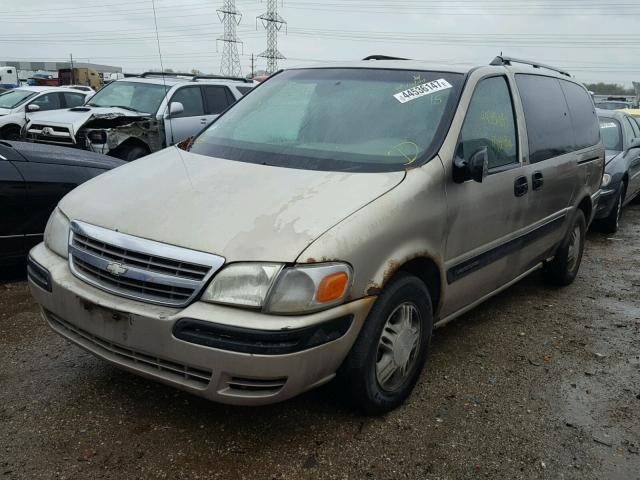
[441,75,530,318]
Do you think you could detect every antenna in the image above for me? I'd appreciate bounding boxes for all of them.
[151,0,173,142]
[257,0,286,74]
[217,0,243,77]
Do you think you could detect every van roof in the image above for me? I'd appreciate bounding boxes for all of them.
[285,57,579,83]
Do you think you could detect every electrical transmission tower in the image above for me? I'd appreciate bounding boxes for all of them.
[217,0,243,77]
[257,0,286,74]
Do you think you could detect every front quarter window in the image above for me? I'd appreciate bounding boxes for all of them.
[190,68,464,172]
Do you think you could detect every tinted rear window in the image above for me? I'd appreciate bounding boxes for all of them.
[515,74,574,163]
[560,80,600,150]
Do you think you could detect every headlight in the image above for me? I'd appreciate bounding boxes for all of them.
[266,263,352,314]
[200,263,282,308]
[44,208,70,258]
[201,262,352,314]
[601,173,612,188]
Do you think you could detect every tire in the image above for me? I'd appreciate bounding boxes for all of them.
[0,125,21,141]
[339,272,433,415]
[543,209,586,286]
[114,145,148,162]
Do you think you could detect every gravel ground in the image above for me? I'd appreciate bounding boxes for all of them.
[1,206,639,480]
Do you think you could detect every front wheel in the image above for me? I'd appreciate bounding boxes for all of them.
[0,125,21,141]
[113,145,149,162]
[339,272,433,415]
[543,209,586,286]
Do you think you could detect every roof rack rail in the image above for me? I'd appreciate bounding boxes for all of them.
[362,55,409,61]
[490,56,571,78]
[139,71,196,79]
[192,75,253,83]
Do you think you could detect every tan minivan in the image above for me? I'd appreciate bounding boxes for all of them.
[28,56,604,414]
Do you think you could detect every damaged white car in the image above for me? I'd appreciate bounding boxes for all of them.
[23,72,255,161]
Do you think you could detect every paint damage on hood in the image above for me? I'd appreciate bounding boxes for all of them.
[58,147,406,263]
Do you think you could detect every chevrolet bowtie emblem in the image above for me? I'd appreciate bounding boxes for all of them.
[106,262,128,276]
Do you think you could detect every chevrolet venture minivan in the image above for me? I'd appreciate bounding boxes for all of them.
[28,56,604,414]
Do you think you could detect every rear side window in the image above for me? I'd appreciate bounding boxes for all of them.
[515,74,574,163]
[202,86,233,114]
[560,80,600,150]
[458,76,518,169]
[236,86,253,96]
[63,92,86,108]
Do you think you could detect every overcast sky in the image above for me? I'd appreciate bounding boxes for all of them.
[2,0,640,86]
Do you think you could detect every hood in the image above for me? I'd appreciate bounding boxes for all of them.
[605,150,621,165]
[59,148,405,262]
[4,140,125,170]
[27,106,149,132]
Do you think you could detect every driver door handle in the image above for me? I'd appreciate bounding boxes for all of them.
[532,171,544,190]
[514,176,528,197]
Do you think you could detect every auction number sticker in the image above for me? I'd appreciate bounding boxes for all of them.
[394,79,452,104]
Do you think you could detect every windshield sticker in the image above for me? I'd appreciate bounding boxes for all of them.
[394,79,452,104]
[600,122,617,129]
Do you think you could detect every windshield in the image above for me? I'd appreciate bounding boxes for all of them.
[0,90,37,109]
[595,101,629,111]
[599,117,622,151]
[190,68,464,172]
[86,81,169,114]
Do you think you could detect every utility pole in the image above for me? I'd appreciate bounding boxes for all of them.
[217,0,243,77]
[69,53,74,84]
[250,53,255,78]
[257,0,286,74]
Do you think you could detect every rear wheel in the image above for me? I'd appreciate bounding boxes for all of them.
[339,272,433,415]
[0,125,21,141]
[543,209,586,286]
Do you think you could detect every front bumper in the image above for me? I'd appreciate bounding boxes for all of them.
[594,184,620,219]
[28,243,374,405]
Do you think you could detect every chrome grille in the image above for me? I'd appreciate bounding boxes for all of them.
[69,221,224,307]
[27,124,75,145]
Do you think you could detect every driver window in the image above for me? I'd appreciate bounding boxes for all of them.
[458,76,518,170]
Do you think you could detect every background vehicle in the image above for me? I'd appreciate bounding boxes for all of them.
[24,72,255,161]
[58,68,103,91]
[618,108,640,130]
[594,109,640,232]
[0,140,123,265]
[0,66,19,89]
[595,98,634,110]
[0,86,91,140]
[28,57,602,414]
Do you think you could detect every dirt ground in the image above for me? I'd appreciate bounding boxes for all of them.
[1,206,639,480]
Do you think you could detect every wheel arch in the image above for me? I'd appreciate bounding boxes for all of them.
[367,255,444,317]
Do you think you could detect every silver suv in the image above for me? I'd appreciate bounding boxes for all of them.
[23,72,255,161]
[28,56,603,414]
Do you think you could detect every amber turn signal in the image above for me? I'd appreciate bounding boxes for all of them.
[316,272,349,303]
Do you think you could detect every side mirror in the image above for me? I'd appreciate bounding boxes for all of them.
[453,146,489,183]
[168,101,184,117]
[26,104,40,112]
